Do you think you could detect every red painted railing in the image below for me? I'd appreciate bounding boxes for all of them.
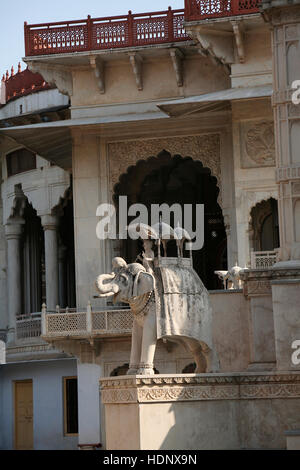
[185,0,260,21]
[24,8,188,56]
[2,65,52,103]
[24,2,261,57]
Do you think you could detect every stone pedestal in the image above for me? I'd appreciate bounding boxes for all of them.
[271,268,300,370]
[100,373,300,450]
[242,267,300,371]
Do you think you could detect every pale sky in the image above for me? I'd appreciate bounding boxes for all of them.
[0,0,184,77]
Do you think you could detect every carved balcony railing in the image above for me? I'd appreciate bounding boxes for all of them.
[16,313,42,340]
[24,8,189,57]
[42,303,133,339]
[184,0,261,21]
[250,250,278,269]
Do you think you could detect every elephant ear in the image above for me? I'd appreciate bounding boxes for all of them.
[133,271,155,298]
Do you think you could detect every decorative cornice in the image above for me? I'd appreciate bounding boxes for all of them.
[100,373,300,403]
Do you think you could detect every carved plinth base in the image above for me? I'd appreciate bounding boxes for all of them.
[241,267,300,371]
[271,268,300,371]
[100,372,300,450]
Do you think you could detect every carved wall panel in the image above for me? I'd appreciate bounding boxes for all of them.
[108,134,221,200]
[240,120,275,168]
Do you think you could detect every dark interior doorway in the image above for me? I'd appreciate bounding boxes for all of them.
[21,202,45,314]
[114,152,227,289]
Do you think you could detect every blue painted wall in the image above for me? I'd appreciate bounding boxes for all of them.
[0,358,78,450]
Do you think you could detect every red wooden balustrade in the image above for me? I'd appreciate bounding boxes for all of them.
[24,1,261,57]
[185,0,261,21]
[24,8,188,56]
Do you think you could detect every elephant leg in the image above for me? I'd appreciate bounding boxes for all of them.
[184,338,212,373]
[137,307,157,375]
[127,319,142,375]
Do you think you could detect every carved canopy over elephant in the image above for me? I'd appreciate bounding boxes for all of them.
[95,226,216,375]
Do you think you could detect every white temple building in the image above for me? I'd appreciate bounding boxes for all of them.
[0,0,299,450]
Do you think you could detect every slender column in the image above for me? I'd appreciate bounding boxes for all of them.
[41,215,59,310]
[5,220,24,343]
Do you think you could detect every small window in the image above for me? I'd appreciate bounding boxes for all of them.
[63,377,78,436]
[6,148,36,177]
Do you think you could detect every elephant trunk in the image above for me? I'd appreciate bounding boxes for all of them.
[95,273,119,297]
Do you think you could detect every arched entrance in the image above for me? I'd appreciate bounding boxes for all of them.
[114,151,227,289]
[250,198,279,252]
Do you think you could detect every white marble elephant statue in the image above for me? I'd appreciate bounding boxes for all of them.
[95,257,214,375]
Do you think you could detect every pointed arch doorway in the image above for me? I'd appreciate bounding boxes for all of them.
[114,151,227,290]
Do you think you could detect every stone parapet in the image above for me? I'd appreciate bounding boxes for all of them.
[241,267,300,297]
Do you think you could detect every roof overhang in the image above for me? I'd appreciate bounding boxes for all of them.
[0,109,167,170]
[158,85,273,117]
[0,85,272,170]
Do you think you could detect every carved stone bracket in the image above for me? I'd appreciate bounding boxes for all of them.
[90,56,105,94]
[185,23,233,70]
[129,53,143,91]
[26,61,73,97]
[170,48,184,87]
[231,20,245,64]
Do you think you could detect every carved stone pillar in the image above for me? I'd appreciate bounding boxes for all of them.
[41,215,59,310]
[261,0,300,372]
[5,219,24,343]
[262,2,300,263]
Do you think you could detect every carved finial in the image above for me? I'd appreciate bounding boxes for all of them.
[6,70,9,81]
[11,66,14,77]
[18,62,21,73]
[56,305,60,313]
[1,74,5,82]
